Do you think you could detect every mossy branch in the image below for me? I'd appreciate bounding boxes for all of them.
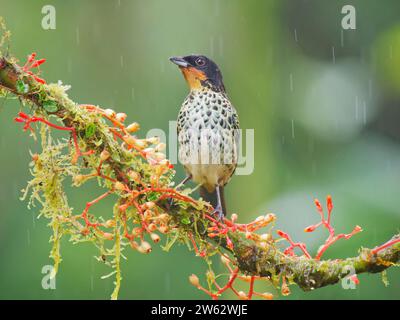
[0,53,399,299]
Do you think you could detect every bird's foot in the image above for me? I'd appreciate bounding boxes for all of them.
[166,197,175,211]
[166,175,192,210]
[213,205,224,222]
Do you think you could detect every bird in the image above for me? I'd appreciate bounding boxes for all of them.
[170,54,240,219]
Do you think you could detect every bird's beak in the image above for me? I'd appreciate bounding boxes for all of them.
[169,56,190,68]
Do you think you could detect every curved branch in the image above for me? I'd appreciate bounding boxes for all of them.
[0,54,399,296]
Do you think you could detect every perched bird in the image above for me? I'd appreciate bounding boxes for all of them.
[170,54,240,219]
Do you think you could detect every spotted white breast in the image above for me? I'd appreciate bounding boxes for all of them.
[177,88,240,192]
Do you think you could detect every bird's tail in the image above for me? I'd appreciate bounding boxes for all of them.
[200,186,227,216]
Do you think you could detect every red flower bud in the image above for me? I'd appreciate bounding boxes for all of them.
[314,199,323,213]
[27,52,36,62]
[189,274,200,287]
[31,59,46,68]
[276,230,289,239]
[260,292,274,300]
[226,237,234,250]
[238,291,248,300]
[150,233,160,243]
[33,76,46,84]
[18,112,29,119]
[304,223,319,233]
[327,195,333,213]
[350,275,359,285]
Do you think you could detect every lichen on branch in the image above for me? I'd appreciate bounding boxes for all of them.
[0,41,399,299]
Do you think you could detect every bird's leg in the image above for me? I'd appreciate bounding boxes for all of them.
[167,174,192,208]
[213,185,224,221]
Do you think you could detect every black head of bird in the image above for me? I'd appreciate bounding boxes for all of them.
[169,55,225,92]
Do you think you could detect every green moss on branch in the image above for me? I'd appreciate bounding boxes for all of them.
[0,54,399,298]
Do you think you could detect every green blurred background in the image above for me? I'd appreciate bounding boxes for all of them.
[0,0,399,299]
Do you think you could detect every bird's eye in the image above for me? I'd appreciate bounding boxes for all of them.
[195,57,206,66]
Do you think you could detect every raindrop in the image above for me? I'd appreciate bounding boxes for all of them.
[131,88,135,101]
[308,137,314,153]
[340,29,344,47]
[332,46,336,64]
[93,23,100,41]
[373,228,378,248]
[90,259,94,292]
[363,101,367,124]
[368,79,372,99]
[312,160,317,176]
[289,73,294,92]
[209,36,215,57]
[355,95,359,121]
[294,29,298,42]
[13,182,19,200]
[291,120,295,139]
[218,36,224,57]
[90,275,94,292]
[165,272,171,294]
[215,0,220,17]
[386,159,392,172]
[120,55,124,68]
[27,228,30,246]
[67,58,72,74]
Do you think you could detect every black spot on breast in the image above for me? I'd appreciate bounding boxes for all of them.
[218,99,221,104]
[206,110,211,116]
[213,105,218,111]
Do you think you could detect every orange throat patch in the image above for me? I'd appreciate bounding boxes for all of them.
[180,67,207,90]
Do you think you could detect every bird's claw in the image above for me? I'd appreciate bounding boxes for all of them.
[213,205,224,222]
[166,197,174,211]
